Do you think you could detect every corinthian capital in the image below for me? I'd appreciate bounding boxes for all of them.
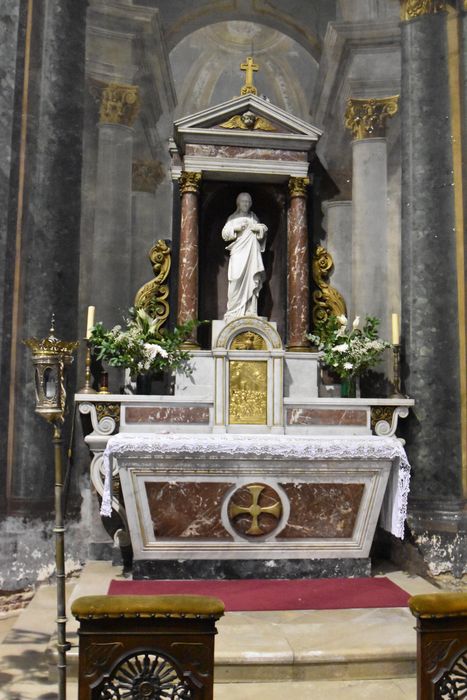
[288,177,310,198]
[344,97,399,141]
[179,172,202,195]
[99,83,140,126]
[400,0,447,21]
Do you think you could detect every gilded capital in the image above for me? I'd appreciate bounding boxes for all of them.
[99,83,140,126]
[288,177,310,198]
[400,0,447,20]
[132,160,165,193]
[344,96,399,140]
[179,172,202,195]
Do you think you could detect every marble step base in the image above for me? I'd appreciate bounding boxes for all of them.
[213,678,416,699]
[132,557,371,579]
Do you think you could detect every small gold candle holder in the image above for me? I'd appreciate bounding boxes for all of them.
[98,371,110,394]
[78,340,97,394]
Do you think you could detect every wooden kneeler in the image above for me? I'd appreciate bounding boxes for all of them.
[409,592,467,699]
[71,594,225,699]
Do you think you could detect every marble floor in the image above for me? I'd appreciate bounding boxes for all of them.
[0,561,438,699]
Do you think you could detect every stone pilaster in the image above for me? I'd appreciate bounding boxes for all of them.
[287,177,310,351]
[400,3,467,577]
[131,161,164,294]
[321,201,352,319]
[177,172,201,348]
[90,84,140,330]
[345,96,398,344]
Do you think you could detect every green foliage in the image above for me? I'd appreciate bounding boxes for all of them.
[89,308,200,378]
[308,314,391,379]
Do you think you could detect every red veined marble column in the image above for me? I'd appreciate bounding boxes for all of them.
[177,171,201,348]
[287,176,310,351]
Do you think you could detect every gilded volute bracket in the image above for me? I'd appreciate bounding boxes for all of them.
[345,97,399,140]
[400,0,447,21]
[312,246,347,325]
[134,241,171,333]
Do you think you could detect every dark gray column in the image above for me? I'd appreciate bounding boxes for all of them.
[0,0,86,514]
[400,2,466,576]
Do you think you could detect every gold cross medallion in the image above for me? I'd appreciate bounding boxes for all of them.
[228,483,282,536]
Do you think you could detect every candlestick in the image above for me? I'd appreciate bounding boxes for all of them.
[390,344,405,399]
[98,371,110,394]
[391,313,399,346]
[86,305,95,339]
[78,340,97,394]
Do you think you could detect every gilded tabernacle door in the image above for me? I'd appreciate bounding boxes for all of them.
[212,317,284,433]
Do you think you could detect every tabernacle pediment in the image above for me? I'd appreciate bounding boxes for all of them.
[173,94,322,154]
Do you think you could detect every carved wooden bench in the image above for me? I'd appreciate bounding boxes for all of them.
[409,592,467,699]
[71,594,225,699]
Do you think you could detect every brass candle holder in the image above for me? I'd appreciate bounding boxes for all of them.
[390,344,405,399]
[78,340,97,394]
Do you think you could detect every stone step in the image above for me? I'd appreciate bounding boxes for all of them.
[214,678,416,699]
[48,561,439,685]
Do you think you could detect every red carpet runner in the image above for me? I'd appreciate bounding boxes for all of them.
[108,577,409,612]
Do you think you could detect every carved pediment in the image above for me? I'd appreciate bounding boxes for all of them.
[173,94,322,154]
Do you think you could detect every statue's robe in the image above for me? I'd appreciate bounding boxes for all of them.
[222,213,268,322]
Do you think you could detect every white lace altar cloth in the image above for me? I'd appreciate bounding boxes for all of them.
[101,433,410,539]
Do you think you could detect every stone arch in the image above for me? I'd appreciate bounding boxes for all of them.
[164,2,333,61]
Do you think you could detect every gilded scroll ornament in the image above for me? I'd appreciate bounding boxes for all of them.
[400,0,447,20]
[219,111,276,132]
[344,97,399,140]
[132,160,165,193]
[288,177,310,198]
[134,241,171,332]
[95,403,121,427]
[179,171,202,195]
[99,83,140,126]
[312,246,347,325]
[231,331,267,350]
[370,406,395,433]
[240,56,259,95]
[228,484,282,536]
[229,360,267,424]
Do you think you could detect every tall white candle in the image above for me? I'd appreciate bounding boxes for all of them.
[86,306,95,339]
[391,313,399,345]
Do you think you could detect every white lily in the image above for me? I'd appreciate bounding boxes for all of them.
[334,342,349,353]
[352,316,360,329]
[343,362,353,370]
[336,315,347,326]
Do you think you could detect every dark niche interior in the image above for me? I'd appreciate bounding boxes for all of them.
[198,181,287,348]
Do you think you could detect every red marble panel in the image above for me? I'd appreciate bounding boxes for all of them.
[277,483,364,538]
[145,482,234,539]
[126,406,209,424]
[186,143,308,161]
[286,408,367,426]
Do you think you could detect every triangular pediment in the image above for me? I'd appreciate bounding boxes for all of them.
[174,94,322,153]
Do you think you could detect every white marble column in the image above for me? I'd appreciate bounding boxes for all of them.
[345,97,399,342]
[321,200,352,317]
[92,84,140,328]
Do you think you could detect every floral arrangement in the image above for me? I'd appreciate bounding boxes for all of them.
[89,308,198,378]
[308,314,391,379]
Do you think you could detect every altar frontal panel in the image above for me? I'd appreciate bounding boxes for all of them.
[118,454,391,562]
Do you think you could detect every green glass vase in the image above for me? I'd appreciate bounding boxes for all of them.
[340,376,357,398]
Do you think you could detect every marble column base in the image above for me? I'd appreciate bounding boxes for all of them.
[132,557,371,580]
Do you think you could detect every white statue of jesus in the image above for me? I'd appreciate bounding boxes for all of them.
[222,192,268,323]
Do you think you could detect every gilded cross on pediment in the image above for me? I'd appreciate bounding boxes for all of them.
[240,56,259,96]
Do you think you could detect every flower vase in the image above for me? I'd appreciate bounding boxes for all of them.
[134,370,173,395]
[341,376,358,398]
